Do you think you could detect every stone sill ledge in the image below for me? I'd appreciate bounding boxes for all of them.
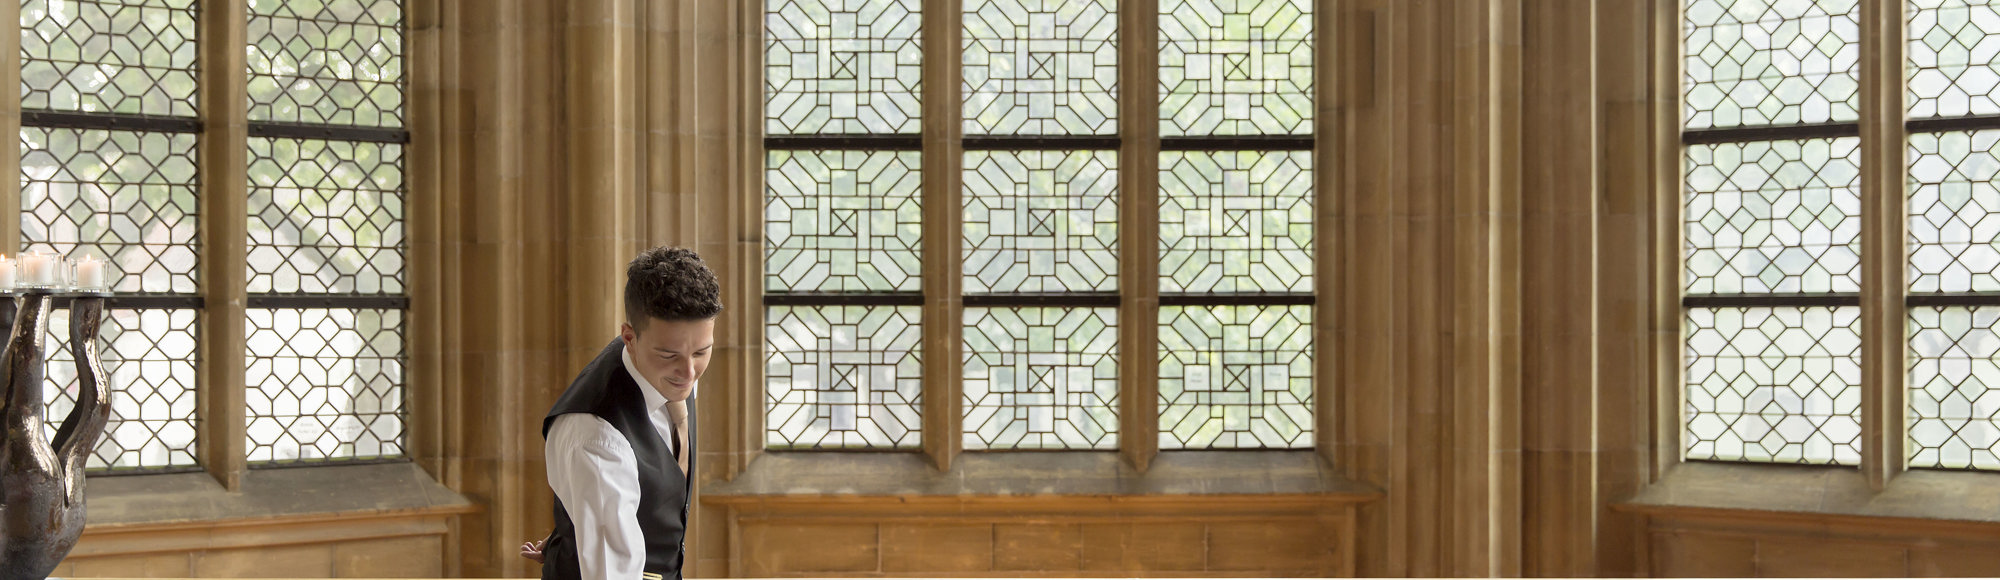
[702,450,1381,500]
[1615,461,2000,529]
[81,462,477,528]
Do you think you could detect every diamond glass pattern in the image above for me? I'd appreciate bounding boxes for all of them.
[964,150,1117,293]
[1909,306,2000,470]
[20,127,199,293]
[766,150,922,292]
[1684,306,1861,464]
[1159,150,1312,293]
[1909,130,2000,292]
[766,0,922,135]
[20,0,198,116]
[40,308,199,472]
[1681,0,1860,129]
[245,308,404,464]
[766,305,922,449]
[247,0,404,127]
[962,0,1117,135]
[1908,0,2000,118]
[1684,138,1861,294]
[1159,0,1313,136]
[963,307,1117,450]
[1159,304,1311,449]
[247,137,404,294]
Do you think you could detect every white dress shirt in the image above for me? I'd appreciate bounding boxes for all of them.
[545,346,684,580]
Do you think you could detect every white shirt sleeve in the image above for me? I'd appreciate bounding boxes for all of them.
[546,413,645,580]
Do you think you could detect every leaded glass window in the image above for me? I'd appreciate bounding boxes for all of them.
[763,0,1319,454]
[765,0,927,450]
[1906,0,2000,471]
[1671,0,2000,473]
[245,0,407,466]
[1679,0,1864,466]
[17,0,410,472]
[20,0,203,473]
[1156,0,1313,451]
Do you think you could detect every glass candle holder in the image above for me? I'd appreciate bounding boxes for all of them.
[16,252,61,291]
[70,255,110,293]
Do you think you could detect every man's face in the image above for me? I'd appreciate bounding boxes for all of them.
[619,316,716,402]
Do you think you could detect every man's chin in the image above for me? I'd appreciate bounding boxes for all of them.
[661,383,696,402]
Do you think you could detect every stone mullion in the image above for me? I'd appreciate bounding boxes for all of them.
[921,0,965,471]
[0,0,19,250]
[405,0,451,489]
[1859,0,1908,490]
[199,0,250,491]
[1118,0,1161,472]
[1650,0,1685,482]
[1313,0,1343,467]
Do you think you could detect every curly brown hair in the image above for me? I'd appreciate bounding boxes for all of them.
[625,246,723,328]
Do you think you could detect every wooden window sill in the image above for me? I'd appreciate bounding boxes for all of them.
[701,450,1381,500]
[81,462,477,528]
[1615,461,2000,527]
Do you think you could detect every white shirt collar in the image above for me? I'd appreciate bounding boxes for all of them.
[620,344,672,412]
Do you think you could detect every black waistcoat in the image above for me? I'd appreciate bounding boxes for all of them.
[541,338,696,580]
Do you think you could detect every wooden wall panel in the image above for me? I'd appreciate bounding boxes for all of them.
[1649,532,1755,578]
[51,515,455,578]
[1757,539,1909,578]
[994,524,1084,571]
[1910,548,2000,577]
[740,523,882,576]
[1205,521,1342,572]
[719,497,1355,578]
[880,524,995,573]
[1644,512,2000,578]
[1078,522,1208,572]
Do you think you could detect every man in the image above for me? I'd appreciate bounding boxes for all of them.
[524,246,720,580]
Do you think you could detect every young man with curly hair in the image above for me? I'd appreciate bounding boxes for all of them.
[523,246,721,580]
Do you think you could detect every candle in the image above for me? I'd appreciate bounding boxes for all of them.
[0,256,14,289]
[75,255,104,290]
[20,252,50,286]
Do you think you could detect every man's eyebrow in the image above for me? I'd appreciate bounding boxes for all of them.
[653,344,717,353]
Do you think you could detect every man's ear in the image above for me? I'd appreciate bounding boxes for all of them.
[620,321,636,345]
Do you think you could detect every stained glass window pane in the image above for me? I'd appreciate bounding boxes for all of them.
[247,0,404,127]
[766,0,923,135]
[1684,138,1862,295]
[962,0,1117,135]
[246,308,405,464]
[42,308,199,472]
[247,137,405,294]
[1684,306,1861,465]
[766,149,923,293]
[21,127,199,294]
[1159,304,1311,449]
[1681,0,1860,129]
[1159,0,1313,137]
[1909,130,2000,293]
[964,150,1116,293]
[1909,306,2000,470]
[20,0,199,116]
[766,305,922,449]
[1908,0,2000,118]
[963,307,1116,450]
[1159,150,1312,293]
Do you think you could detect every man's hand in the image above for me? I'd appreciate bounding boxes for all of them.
[520,539,546,564]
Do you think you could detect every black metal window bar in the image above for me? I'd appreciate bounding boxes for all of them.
[241,0,410,468]
[763,134,927,311]
[1677,112,2000,312]
[1679,120,1865,313]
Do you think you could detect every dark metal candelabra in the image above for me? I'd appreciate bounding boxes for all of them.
[0,290,111,579]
